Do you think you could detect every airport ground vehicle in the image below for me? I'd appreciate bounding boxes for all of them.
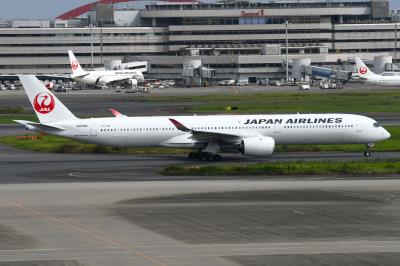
[15,75,390,160]
[257,79,269,85]
[298,83,311,90]
[236,80,249,86]
[218,80,235,86]
[269,80,283,86]
[319,81,343,89]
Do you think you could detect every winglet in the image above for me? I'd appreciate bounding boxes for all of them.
[109,108,127,117]
[169,118,191,132]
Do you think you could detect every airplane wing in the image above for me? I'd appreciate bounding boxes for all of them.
[71,73,90,78]
[169,118,245,143]
[100,75,134,85]
[14,120,65,131]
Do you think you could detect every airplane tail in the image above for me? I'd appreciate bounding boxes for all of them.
[68,50,87,77]
[354,57,375,79]
[19,75,78,123]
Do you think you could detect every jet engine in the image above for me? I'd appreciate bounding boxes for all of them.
[126,79,138,87]
[240,136,275,157]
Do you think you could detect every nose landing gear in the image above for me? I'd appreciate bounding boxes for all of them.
[364,143,374,157]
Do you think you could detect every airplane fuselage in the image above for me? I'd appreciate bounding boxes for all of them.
[46,114,389,150]
[73,70,144,85]
[361,75,400,86]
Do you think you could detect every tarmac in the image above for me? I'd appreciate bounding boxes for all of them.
[0,177,400,266]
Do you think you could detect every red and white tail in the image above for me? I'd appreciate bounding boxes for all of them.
[68,50,87,77]
[19,75,77,123]
[354,57,376,79]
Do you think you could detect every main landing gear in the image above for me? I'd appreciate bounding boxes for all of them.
[364,143,374,157]
[188,151,222,161]
[188,142,222,161]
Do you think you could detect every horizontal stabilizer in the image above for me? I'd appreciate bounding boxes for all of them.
[14,120,65,131]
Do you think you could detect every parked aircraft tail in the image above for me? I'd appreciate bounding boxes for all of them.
[18,75,78,123]
[354,57,376,79]
[68,50,87,77]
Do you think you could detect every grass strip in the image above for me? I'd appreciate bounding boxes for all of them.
[0,115,37,124]
[0,134,186,154]
[0,106,35,124]
[161,160,400,176]
[135,91,400,113]
[0,106,29,114]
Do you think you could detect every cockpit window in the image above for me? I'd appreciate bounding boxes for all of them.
[373,122,380,128]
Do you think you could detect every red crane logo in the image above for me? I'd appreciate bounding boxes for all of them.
[71,60,79,70]
[359,67,368,75]
[33,92,55,114]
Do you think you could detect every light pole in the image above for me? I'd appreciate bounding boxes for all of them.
[90,24,94,69]
[283,20,291,83]
[395,20,398,66]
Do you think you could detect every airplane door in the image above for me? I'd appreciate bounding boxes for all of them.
[90,124,97,136]
[356,124,363,133]
[304,126,312,141]
[273,124,281,134]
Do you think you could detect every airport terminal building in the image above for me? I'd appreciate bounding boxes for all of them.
[0,0,396,83]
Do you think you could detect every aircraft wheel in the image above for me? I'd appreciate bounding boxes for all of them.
[188,152,197,159]
[206,154,215,161]
[213,154,222,161]
[200,153,209,161]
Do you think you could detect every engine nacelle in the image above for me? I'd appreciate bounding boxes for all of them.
[127,79,138,87]
[240,136,275,157]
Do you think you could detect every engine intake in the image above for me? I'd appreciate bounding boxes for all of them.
[127,79,138,87]
[240,136,275,157]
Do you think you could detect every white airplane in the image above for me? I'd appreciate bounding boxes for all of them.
[355,57,400,86]
[15,75,390,160]
[68,50,144,87]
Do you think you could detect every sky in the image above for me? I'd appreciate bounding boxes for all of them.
[0,0,399,19]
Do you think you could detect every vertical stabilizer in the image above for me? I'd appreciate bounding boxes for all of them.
[19,75,77,123]
[355,57,375,79]
[68,50,87,77]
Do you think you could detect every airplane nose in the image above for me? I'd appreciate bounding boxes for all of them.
[382,129,391,140]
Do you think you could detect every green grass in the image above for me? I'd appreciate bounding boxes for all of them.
[0,106,35,124]
[2,91,400,125]
[161,160,400,176]
[136,91,400,113]
[0,134,187,154]
[0,106,29,114]
[0,115,37,124]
